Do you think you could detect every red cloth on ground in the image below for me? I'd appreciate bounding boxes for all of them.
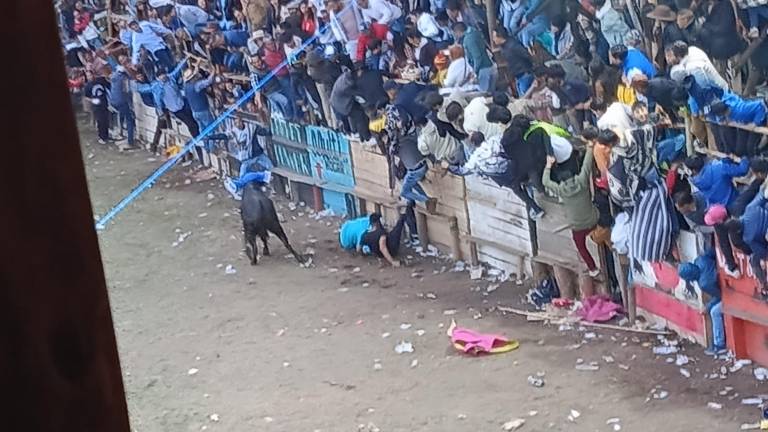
[576,295,622,323]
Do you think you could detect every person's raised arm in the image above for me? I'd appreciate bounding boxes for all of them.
[723,157,750,178]
[379,235,400,267]
[575,147,595,185]
[168,57,189,80]
[194,70,216,92]
[542,155,558,192]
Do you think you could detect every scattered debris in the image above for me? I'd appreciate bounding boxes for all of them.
[457,414,467,420]
[209,414,220,422]
[172,231,192,247]
[443,309,457,316]
[730,359,752,373]
[675,354,689,366]
[651,389,669,400]
[400,323,412,330]
[263,417,274,423]
[527,375,545,387]
[567,409,581,422]
[425,292,437,299]
[373,360,383,371]
[381,332,391,338]
[575,363,600,372]
[410,359,419,368]
[415,329,426,336]
[706,402,723,410]
[753,367,768,381]
[187,368,199,376]
[224,264,237,275]
[394,341,414,354]
[652,346,678,355]
[470,266,484,280]
[584,332,597,339]
[486,284,499,294]
[740,397,763,406]
[679,368,691,378]
[740,423,761,430]
[528,410,538,417]
[501,418,526,431]
[602,355,615,363]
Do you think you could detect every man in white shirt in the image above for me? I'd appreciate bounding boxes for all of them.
[128,20,175,70]
[666,41,729,91]
[358,0,403,31]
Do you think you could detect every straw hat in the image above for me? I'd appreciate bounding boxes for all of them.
[182,68,197,83]
[646,5,677,22]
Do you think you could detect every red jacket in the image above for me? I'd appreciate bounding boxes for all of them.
[356,23,389,62]
[74,11,91,33]
[261,47,288,77]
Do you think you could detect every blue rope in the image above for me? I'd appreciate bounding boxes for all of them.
[95,4,353,230]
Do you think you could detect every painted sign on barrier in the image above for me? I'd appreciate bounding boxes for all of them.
[305,125,355,187]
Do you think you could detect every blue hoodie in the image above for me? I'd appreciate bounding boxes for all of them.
[741,194,768,261]
[695,250,720,300]
[622,48,656,80]
[691,158,750,207]
[719,92,768,126]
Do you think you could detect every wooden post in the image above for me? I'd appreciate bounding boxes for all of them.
[416,211,429,249]
[684,113,694,156]
[485,0,495,47]
[448,216,462,261]
[532,261,550,282]
[3,1,130,430]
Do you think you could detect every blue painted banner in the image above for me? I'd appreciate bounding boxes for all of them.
[305,125,355,188]
[272,139,312,177]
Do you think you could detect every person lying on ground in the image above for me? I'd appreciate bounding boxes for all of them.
[339,206,418,267]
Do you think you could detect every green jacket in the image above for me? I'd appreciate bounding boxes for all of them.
[461,27,492,74]
[542,148,598,231]
[524,121,570,140]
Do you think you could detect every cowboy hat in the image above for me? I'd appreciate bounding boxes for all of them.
[182,68,197,82]
[646,5,677,22]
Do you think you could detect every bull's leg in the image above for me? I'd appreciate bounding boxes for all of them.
[269,223,305,263]
[261,233,271,256]
[244,226,259,265]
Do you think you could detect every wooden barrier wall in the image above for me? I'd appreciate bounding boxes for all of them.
[465,176,533,276]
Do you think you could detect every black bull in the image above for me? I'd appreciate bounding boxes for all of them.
[240,183,305,265]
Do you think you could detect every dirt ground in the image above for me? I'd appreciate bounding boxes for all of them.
[82,120,767,432]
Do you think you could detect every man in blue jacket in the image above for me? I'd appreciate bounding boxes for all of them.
[452,22,497,93]
[183,67,217,150]
[684,155,750,207]
[725,191,768,289]
[609,44,656,83]
[679,250,726,356]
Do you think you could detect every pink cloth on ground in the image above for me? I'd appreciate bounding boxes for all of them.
[450,327,509,354]
[576,295,623,323]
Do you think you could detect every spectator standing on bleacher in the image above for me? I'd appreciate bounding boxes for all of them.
[128,19,175,70]
[452,22,497,93]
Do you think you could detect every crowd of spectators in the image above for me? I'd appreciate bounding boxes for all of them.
[60,0,768,347]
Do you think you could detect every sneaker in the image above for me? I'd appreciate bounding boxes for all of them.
[724,267,741,278]
[425,198,438,214]
[98,138,107,145]
[528,208,545,220]
[704,346,728,356]
[223,177,242,201]
[749,27,759,39]
[588,269,601,278]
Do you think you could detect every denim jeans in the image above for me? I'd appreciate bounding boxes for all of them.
[267,91,294,120]
[656,134,686,165]
[706,298,725,349]
[515,72,534,97]
[278,76,299,119]
[748,5,768,28]
[152,48,175,72]
[477,65,498,93]
[400,163,429,202]
[192,109,215,150]
[115,102,135,145]
[518,15,548,48]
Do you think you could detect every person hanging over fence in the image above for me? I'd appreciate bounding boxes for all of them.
[447,130,513,188]
[679,250,727,356]
[724,192,768,291]
[398,134,439,215]
[542,143,601,277]
[183,66,218,150]
[684,154,750,208]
